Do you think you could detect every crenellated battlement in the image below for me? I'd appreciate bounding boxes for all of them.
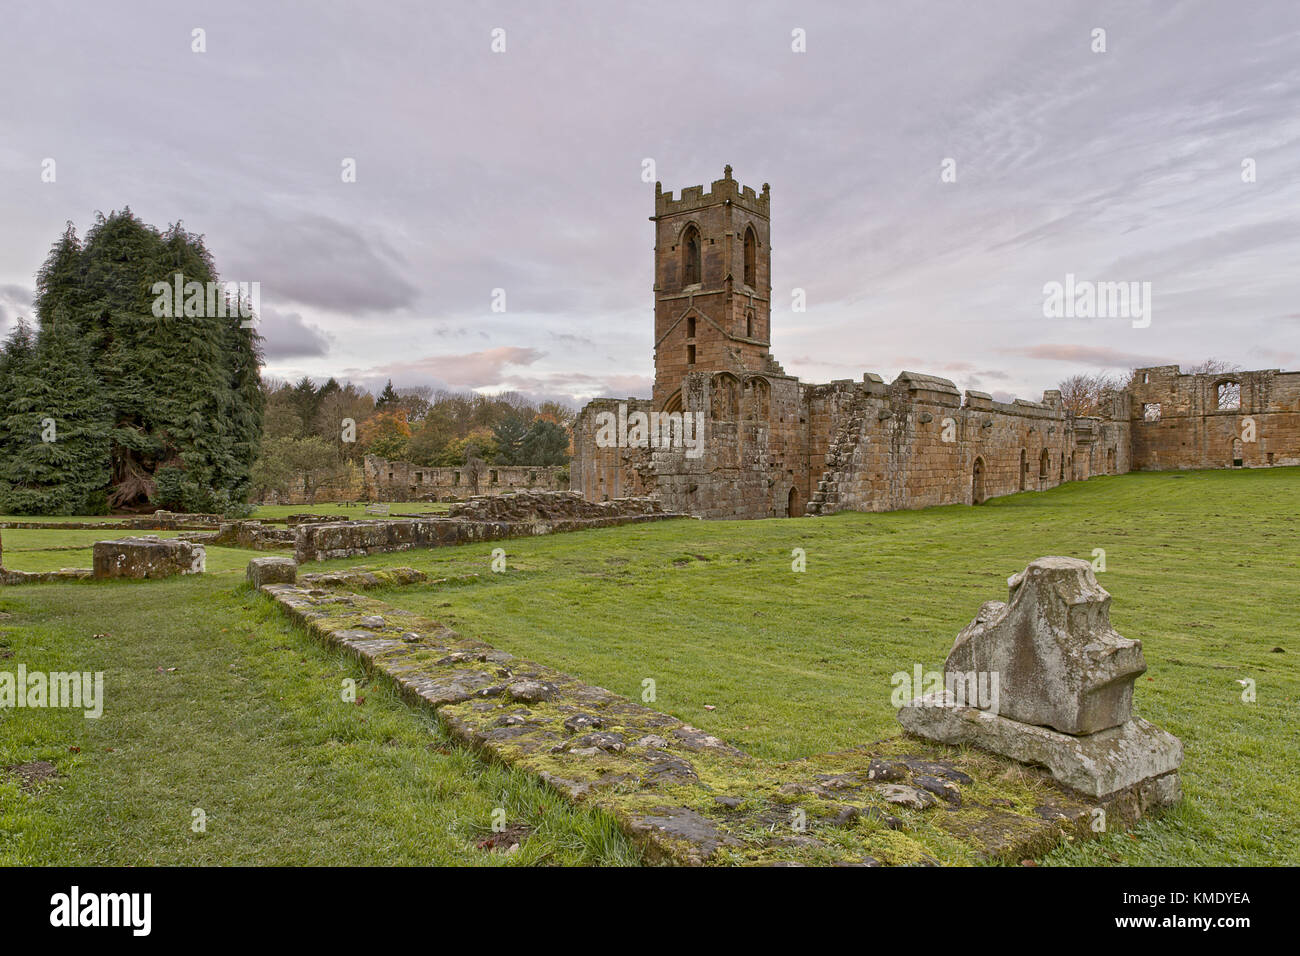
[653,164,770,220]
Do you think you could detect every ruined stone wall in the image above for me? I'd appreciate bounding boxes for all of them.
[812,375,1085,513]
[568,398,657,504]
[569,175,1291,521]
[646,370,811,519]
[362,456,566,502]
[294,492,679,563]
[1126,366,1300,470]
[570,369,1128,519]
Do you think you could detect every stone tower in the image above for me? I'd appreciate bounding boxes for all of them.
[651,165,772,409]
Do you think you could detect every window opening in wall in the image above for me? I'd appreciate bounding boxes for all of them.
[1143,403,1161,422]
[743,226,756,288]
[683,225,701,285]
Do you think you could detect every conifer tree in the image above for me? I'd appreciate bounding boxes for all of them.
[1,210,267,514]
[0,311,111,514]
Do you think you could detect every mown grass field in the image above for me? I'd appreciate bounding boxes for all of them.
[0,578,637,865]
[352,468,1299,866]
[1,468,1296,865]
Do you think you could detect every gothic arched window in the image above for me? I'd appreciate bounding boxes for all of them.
[743,226,756,288]
[683,225,701,286]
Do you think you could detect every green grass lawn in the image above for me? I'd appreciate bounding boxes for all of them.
[339,468,1297,866]
[2,468,1296,865]
[0,515,129,524]
[0,577,637,865]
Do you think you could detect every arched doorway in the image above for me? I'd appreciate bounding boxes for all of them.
[1039,449,1050,487]
[787,486,800,517]
[972,457,986,504]
[1019,449,1028,491]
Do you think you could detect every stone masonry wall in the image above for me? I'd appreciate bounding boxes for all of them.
[571,368,1131,519]
[1127,366,1300,470]
[363,456,566,502]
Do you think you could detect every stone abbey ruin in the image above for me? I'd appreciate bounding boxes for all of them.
[571,167,1300,518]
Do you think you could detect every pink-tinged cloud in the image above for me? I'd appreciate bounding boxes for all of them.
[1005,344,1169,367]
[360,347,544,386]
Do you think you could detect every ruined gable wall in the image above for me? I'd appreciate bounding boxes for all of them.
[568,398,657,503]
[1126,366,1300,470]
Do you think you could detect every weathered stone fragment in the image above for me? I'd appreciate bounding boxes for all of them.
[946,556,1145,734]
[92,536,205,579]
[246,556,297,587]
[899,557,1183,807]
[878,784,937,810]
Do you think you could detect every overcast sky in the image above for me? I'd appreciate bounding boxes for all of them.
[2,0,1297,407]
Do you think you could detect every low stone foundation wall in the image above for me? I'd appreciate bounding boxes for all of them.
[0,511,223,532]
[294,492,683,563]
[191,520,296,551]
[0,568,92,585]
[447,490,662,522]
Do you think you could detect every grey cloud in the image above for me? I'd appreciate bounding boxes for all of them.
[223,211,418,314]
[258,308,332,360]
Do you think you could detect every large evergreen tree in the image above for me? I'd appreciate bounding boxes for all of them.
[0,210,265,514]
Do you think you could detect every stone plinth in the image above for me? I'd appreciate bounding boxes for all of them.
[246,556,298,587]
[898,692,1183,800]
[92,537,206,579]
